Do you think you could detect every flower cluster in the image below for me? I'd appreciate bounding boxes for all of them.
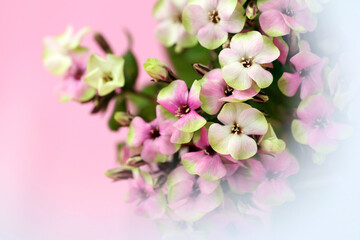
[43,0,350,236]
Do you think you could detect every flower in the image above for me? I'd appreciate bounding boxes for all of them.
[127,106,180,163]
[127,169,167,219]
[273,37,289,65]
[258,0,317,37]
[200,69,260,115]
[167,166,223,221]
[157,80,206,133]
[219,31,280,90]
[292,95,352,154]
[55,60,96,102]
[278,50,325,99]
[43,26,90,75]
[182,125,228,181]
[208,102,268,160]
[253,151,299,206]
[154,0,197,52]
[182,0,246,49]
[84,54,125,96]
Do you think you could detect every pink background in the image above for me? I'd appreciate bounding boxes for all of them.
[0,0,163,239]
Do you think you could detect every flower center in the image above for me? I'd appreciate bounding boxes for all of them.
[224,86,234,96]
[173,14,182,23]
[176,104,190,118]
[190,181,201,198]
[300,68,310,78]
[204,146,216,156]
[231,123,242,134]
[73,67,85,80]
[241,57,253,68]
[282,7,294,17]
[208,10,221,24]
[266,171,280,180]
[150,126,160,139]
[103,72,113,83]
[139,189,150,200]
[314,118,329,129]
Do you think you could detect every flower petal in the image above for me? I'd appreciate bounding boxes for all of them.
[188,80,202,109]
[198,23,228,50]
[238,108,268,135]
[247,63,273,89]
[182,4,209,34]
[254,35,280,64]
[208,124,233,155]
[229,134,258,160]
[254,179,295,206]
[222,62,253,90]
[278,72,302,97]
[173,110,206,133]
[195,155,227,180]
[157,80,189,114]
[219,4,246,33]
[230,31,263,57]
[218,102,252,125]
[217,0,238,19]
[259,10,290,37]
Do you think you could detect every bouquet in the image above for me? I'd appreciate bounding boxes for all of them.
[42,0,351,238]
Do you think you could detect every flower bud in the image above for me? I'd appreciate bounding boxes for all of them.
[246,1,258,20]
[105,168,133,181]
[114,111,133,126]
[259,124,286,154]
[144,58,175,83]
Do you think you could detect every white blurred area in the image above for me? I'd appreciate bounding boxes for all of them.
[269,1,360,239]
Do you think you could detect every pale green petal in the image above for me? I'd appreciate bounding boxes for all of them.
[291,120,308,144]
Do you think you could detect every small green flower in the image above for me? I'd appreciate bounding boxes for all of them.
[84,54,125,96]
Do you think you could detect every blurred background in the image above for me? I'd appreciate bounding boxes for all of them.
[0,0,359,239]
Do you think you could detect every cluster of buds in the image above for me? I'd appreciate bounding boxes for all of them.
[43,0,350,236]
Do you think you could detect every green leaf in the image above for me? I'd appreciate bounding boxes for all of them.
[123,50,138,90]
[108,96,127,131]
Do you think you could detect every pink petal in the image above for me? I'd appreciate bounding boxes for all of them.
[259,10,290,37]
[155,20,178,47]
[173,110,206,133]
[198,177,220,194]
[217,0,238,19]
[278,72,302,97]
[238,108,268,135]
[282,15,307,33]
[308,128,338,154]
[195,155,227,180]
[297,95,335,122]
[129,117,151,147]
[219,48,241,66]
[221,82,260,102]
[208,124,233,155]
[219,4,245,33]
[155,136,178,155]
[193,126,210,149]
[261,151,299,178]
[290,51,322,71]
[188,80,202,110]
[325,122,352,140]
[254,35,280,64]
[167,180,194,205]
[247,63,273,89]
[273,37,289,65]
[294,8,317,32]
[141,139,158,163]
[254,179,295,206]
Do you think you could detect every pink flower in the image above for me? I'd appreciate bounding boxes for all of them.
[157,80,206,133]
[182,125,229,181]
[208,102,268,160]
[55,61,95,102]
[182,0,246,49]
[167,166,223,221]
[278,50,325,99]
[292,95,352,154]
[200,69,260,115]
[258,0,317,37]
[127,106,180,163]
[127,169,167,219]
[219,31,280,90]
[253,151,299,206]
[273,37,289,65]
